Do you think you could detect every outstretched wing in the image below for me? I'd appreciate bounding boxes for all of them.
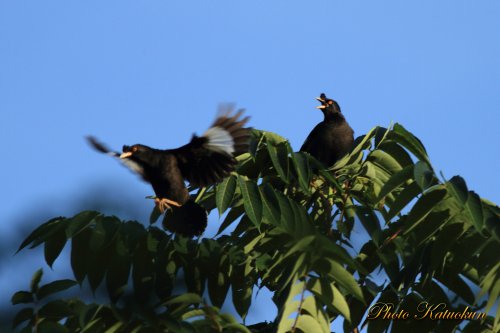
[86,136,146,179]
[169,107,251,187]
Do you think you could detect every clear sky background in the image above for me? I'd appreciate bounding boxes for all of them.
[1,0,499,330]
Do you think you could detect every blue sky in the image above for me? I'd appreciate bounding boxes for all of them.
[1,0,499,329]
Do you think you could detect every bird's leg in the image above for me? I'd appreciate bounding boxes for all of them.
[155,198,182,213]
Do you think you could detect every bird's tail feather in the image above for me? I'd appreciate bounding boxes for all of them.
[162,200,208,237]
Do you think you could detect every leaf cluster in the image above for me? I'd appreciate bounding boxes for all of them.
[12,125,499,333]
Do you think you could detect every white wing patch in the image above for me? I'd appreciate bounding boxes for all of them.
[120,158,145,176]
[108,151,145,176]
[203,126,235,155]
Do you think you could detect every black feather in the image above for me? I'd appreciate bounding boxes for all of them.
[300,93,354,167]
[87,109,250,237]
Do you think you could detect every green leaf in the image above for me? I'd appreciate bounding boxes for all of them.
[17,217,65,253]
[104,323,123,333]
[368,149,403,173]
[282,235,315,260]
[165,293,203,306]
[465,191,484,231]
[386,181,422,221]
[89,216,120,252]
[315,236,359,270]
[106,243,131,302]
[345,126,378,160]
[66,211,100,238]
[295,314,325,333]
[38,299,72,318]
[82,318,103,333]
[319,169,342,191]
[71,228,91,284]
[439,272,476,304]
[30,269,43,294]
[216,175,237,215]
[391,123,431,165]
[233,285,252,320]
[276,192,295,230]
[291,152,312,193]
[356,206,382,245]
[267,141,289,182]
[181,309,205,320]
[264,131,288,145]
[278,253,308,291]
[87,248,108,292]
[12,308,33,328]
[277,318,295,333]
[404,188,447,234]
[223,324,252,333]
[208,266,230,308]
[38,321,68,333]
[316,259,364,302]
[149,205,162,224]
[259,184,281,226]
[44,226,67,268]
[37,280,77,300]
[445,175,468,206]
[479,263,499,301]
[373,126,391,147]
[308,278,351,323]
[231,261,253,320]
[328,283,352,323]
[238,176,262,227]
[11,291,33,305]
[377,164,413,201]
[277,280,305,332]
[378,141,414,168]
[216,203,244,235]
[132,238,155,297]
[414,161,436,190]
[414,210,453,246]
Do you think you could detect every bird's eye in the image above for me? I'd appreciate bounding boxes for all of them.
[328,100,333,105]
[132,146,138,152]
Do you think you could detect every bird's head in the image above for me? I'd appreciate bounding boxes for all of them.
[316,93,341,118]
[120,144,154,163]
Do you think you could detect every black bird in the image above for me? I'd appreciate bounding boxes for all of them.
[300,93,354,167]
[87,109,250,237]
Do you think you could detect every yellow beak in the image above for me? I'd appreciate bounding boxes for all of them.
[120,152,133,159]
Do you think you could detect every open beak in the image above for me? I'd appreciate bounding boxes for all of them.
[120,152,133,159]
[316,96,326,109]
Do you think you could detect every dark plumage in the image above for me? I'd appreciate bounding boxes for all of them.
[87,109,250,237]
[300,93,354,167]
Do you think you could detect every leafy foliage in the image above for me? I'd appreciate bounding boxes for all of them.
[12,125,499,332]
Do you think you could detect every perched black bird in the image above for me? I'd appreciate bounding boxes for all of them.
[300,93,354,167]
[87,109,250,237]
